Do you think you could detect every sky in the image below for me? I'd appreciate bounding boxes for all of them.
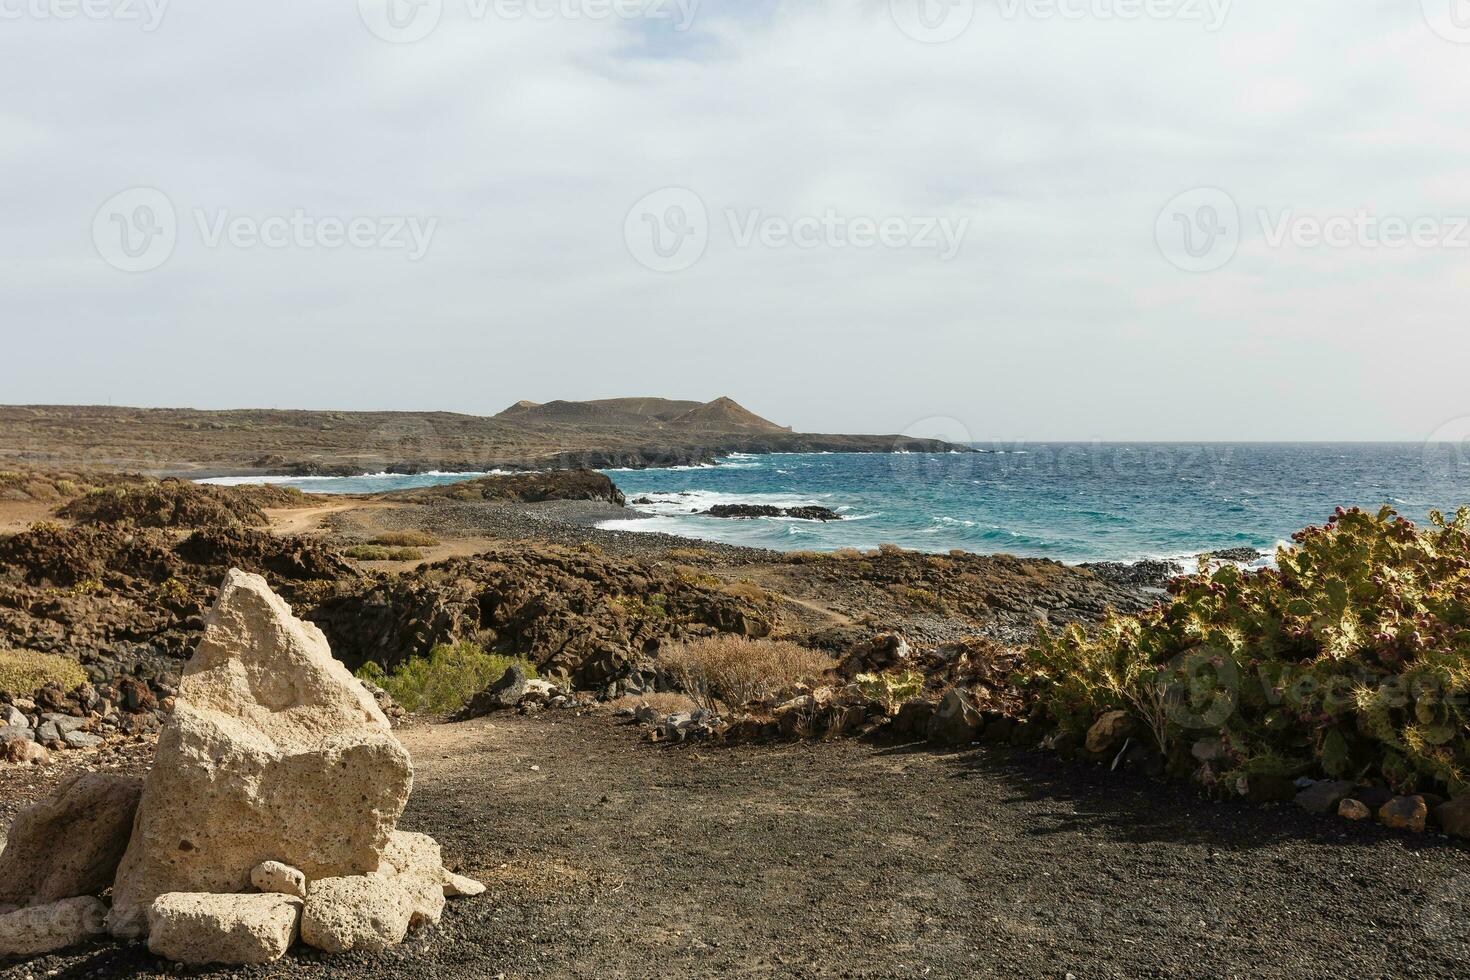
[2,0,1469,442]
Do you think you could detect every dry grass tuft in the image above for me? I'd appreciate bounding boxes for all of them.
[602,692,698,716]
[370,531,441,548]
[0,649,87,698]
[660,636,835,713]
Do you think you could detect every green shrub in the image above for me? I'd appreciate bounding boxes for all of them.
[0,649,87,697]
[356,642,536,715]
[1023,506,1470,796]
[855,670,925,712]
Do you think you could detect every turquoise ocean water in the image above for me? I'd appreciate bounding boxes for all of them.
[203,444,1470,565]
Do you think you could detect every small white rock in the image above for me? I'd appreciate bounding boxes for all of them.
[251,860,307,899]
[0,897,107,958]
[441,870,486,898]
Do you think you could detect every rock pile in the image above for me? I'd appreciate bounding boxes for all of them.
[0,569,483,964]
[836,633,910,679]
[0,676,171,765]
[1286,778,1470,839]
[459,666,589,719]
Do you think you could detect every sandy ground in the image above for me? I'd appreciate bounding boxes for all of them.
[8,711,1470,979]
[0,500,54,536]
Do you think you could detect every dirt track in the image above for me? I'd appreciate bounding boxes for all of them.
[10,712,1470,979]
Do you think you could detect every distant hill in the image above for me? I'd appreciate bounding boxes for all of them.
[586,398,704,422]
[495,396,786,432]
[0,403,969,476]
[668,397,790,432]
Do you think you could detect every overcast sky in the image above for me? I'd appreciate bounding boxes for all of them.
[2,0,1468,441]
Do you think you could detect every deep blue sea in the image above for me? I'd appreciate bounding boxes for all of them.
[203,444,1470,566]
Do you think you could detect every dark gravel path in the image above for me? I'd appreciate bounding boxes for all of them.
[9,713,1470,978]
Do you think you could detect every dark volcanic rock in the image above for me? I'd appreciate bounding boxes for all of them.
[705,505,782,519]
[704,504,842,521]
[0,517,356,689]
[459,664,529,717]
[1080,560,1183,590]
[926,688,982,746]
[309,543,776,687]
[783,506,842,522]
[1202,547,1265,563]
[392,470,626,507]
[175,526,355,582]
[57,480,268,529]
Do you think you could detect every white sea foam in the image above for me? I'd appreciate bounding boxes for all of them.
[596,516,682,535]
[197,469,515,488]
[625,489,834,516]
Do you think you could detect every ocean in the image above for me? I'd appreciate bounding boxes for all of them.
[203,444,1470,566]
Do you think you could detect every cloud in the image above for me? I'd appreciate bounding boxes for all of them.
[1,0,1467,439]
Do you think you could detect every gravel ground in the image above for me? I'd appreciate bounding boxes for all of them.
[9,712,1470,978]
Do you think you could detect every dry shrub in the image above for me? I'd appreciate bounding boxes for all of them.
[370,531,440,548]
[0,649,87,697]
[661,636,835,713]
[721,581,768,603]
[602,692,697,716]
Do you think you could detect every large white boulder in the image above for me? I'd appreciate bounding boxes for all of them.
[0,773,141,908]
[108,570,413,936]
[0,896,107,958]
[147,892,302,965]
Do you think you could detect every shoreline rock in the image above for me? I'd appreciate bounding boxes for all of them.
[703,504,842,522]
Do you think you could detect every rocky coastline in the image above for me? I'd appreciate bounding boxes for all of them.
[1,463,1465,976]
[0,404,970,479]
